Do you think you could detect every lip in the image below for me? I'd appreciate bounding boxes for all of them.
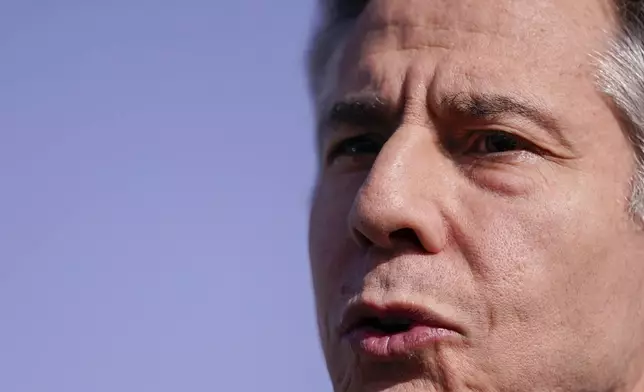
[339,301,465,358]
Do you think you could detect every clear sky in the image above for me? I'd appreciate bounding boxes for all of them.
[0,1,330,391]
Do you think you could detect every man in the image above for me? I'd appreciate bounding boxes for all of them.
[306,0,644,391]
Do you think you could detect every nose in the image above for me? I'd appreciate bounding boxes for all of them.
[347,125,448,254]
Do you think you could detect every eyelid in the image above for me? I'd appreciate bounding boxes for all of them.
[322,132,352,165]
[321,127,355,162]
[323,132,384,166]
[461,128,538,154]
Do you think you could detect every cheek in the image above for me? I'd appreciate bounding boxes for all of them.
[461,156,633,312]
[465,193,600,325]
[308,175,365,383]
[457,201,548,330]
[458,176,642,385]
[308,174,363,308]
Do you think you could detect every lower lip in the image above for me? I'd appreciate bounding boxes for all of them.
[346,325,460,357]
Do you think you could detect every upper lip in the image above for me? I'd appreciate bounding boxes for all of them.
[339,300,466,337]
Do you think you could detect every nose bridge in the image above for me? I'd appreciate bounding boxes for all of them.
[362,127,414,202]
[348,125,447,253]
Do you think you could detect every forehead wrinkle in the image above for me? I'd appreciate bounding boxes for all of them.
[347,22,512,59]
[363,0,613,34]
[357,0,527,40]
[339,0,616,72]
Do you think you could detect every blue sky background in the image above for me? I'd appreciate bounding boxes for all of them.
[0,1,330,391]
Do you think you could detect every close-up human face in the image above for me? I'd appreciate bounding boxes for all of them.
[309,0,644,391]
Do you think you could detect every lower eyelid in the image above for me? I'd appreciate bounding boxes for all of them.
[477,150,540,165]
[459,149,536,164]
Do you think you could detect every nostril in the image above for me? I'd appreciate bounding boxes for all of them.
[389,228,424,249]
[351,227,425,250]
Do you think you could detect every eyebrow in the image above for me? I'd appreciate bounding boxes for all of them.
[319,91,572,150]
[320,93,396,130]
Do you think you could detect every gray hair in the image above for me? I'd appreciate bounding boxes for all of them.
[599,1,644,216]
[306,0,644,217]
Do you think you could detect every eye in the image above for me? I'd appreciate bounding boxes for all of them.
[326,134,383,166]
[470,131,524,154]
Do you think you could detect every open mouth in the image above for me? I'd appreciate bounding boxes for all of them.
[356,316,416,335]
[342,305,442,337]
[339,302,465,356]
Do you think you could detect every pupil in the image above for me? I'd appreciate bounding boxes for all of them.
[485,133,518,153]
[348,138,380,155]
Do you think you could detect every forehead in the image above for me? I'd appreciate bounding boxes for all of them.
[323,0,617,112]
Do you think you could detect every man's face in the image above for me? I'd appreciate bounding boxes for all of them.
[308,0,644,391]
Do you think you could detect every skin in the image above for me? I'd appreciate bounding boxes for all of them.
[308,0,644,391]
